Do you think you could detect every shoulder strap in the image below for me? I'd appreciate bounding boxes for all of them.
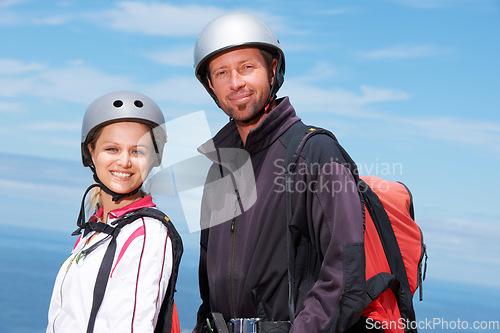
[140,208,184,333]
[85,208,183,333]
[283,122,310,322]
[283,123,359,322]
[86,228,119,333]
[123,208,184,333]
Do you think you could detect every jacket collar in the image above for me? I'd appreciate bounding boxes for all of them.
[91,195,156,221]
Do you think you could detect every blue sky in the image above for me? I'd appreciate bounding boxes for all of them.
[1,0,500,330]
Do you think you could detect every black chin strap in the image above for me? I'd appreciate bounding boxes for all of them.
[72,183,100,236]
[91,172,141,203]
[71,167,143,236]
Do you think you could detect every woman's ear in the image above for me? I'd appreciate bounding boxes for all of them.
[88,143,95,163]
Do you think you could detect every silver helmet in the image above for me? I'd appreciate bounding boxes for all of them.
[81,91,166,167]
[194,12,285,104]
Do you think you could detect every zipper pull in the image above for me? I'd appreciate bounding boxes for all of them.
[231,218,235,232]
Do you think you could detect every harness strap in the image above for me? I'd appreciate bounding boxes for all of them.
[86,231,118,333]
[83,221,116,236]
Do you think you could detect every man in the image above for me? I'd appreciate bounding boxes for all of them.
[193,13,366,333]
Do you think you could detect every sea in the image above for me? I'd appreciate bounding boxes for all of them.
[1,224,500,333]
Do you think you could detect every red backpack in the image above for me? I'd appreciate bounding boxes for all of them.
[284,125,427,332]
[361,175,426,333]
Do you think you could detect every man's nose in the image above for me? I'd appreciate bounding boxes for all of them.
[229,70,245,90]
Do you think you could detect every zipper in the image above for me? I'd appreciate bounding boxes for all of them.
[51,232,109,331]
[230,187,243,317]
[52,251,78,331]
[230,216,237,317]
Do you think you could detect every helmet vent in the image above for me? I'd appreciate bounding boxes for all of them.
[134,100,144,108]
[113,100,123,108]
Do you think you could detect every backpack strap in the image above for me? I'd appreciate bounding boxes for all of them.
[283,122,311,322]
[85,208,183,333]
[283,122,359,322]
[140,208,184,333]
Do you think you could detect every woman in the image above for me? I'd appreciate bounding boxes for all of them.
[47,91,182,333]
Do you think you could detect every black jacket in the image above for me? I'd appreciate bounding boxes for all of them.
[195,97,365,332]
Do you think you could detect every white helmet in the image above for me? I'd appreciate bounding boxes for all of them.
[194,12,285,104]
[81,91,166,168]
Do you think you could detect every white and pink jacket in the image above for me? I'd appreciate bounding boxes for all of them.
[47,195,173,333]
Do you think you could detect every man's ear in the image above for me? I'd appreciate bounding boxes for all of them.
[270,58,278,85]
[206,74,216,94]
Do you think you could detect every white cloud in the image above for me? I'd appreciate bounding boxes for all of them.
[34,14,74,25]
[320,8,354,15]
[389,0,455,8]
[282,76,500,152]
[389,0,496,9]
[0,0,25,8]
[418,213,500,287]
[357,85,412,104]
[0,58,210,118]
[0,0,27,25]
[145,46,193,67]
[0,178,82,204]
[0,62,135,103]
[145,75,212,108]
[24,121,81,132]
[362,44,453,59]
[0,100,24,113]
[94,2,226,36]
[281,79,411,116]
[0,59,46,74]
[392,115,500,150]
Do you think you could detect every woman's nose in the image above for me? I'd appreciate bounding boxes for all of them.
[117,151,132,167]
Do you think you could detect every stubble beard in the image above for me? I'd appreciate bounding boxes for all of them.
[226,97,266,124]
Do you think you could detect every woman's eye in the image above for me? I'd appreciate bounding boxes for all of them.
[133,149,146,155]
[105,147,117,152]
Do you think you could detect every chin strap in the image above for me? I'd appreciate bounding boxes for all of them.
[72,167,143,236]
[72,183,101,236]
[91,173,141,203]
